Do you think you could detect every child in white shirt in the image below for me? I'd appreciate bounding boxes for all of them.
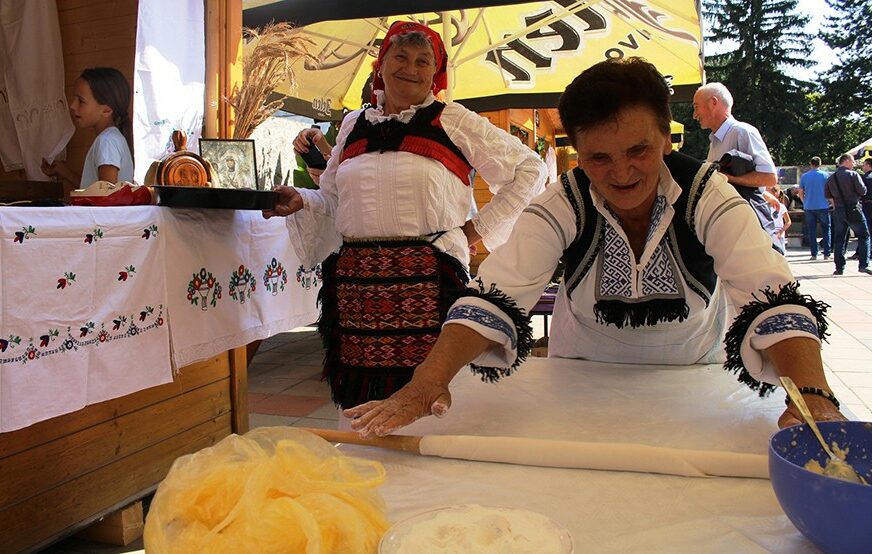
[42,67,133,188]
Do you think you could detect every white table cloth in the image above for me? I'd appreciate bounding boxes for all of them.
[0,206,320,432]
[340,358,821,553]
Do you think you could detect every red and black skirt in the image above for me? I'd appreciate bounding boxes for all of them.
[317,238,469,409]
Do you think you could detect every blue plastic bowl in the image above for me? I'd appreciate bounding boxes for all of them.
[769,421,872,554]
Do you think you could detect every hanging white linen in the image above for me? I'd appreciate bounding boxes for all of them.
[133,0,205,184]
[0,0,74,177]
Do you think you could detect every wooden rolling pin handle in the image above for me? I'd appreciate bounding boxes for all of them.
[299,428,423,453]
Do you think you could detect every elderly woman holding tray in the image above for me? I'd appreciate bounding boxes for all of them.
[264,21,547,413]
[345,58,847,437]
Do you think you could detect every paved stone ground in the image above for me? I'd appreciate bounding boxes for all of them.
[41,244,872,553]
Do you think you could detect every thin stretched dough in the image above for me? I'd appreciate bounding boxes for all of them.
[419,435,768,479]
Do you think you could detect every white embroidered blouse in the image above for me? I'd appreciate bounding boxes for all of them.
[448,162,820,387]
[285,92,547,268]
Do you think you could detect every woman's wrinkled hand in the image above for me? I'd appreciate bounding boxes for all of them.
[778,394,847,429]
[343,378,452,438]
[262,185,304,219]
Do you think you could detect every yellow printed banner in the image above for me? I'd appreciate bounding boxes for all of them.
[247,1,703,120]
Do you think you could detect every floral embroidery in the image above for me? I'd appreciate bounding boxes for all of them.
[263,258,288,295]
[755,313,818,338]
[57,272,77,289]
[13,225,36,243]
[38,329,59,347]
[446,304,516,349]
[187,268,222,310]
[118,265,136,281]
[229,265,256,304]
[296,264,322,290]
[142,224,159,239]
[138,306,155,321]
[0,306,165,365]
[0,335,21,352]
[84,228,104,244]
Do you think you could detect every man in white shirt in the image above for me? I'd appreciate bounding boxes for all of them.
[693,83,780,251]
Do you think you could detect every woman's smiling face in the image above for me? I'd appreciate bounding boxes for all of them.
[380,41,437,106]
[574,104,672,220]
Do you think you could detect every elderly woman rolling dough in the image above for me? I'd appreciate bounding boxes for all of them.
[345,58,846,436]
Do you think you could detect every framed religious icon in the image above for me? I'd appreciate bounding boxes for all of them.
[199,138,259,190]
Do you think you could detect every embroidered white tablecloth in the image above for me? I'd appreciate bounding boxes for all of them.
[0,206,320,432]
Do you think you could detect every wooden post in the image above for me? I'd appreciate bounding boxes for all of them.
[221,0,243,139]
[229,346,249,434]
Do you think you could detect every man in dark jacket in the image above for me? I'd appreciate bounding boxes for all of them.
[862,158,872,244]
[825,154,870,275]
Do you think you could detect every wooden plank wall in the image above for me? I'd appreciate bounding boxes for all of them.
[56,0,138,193]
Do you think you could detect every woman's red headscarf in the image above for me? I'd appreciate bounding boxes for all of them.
[371,21,448,105]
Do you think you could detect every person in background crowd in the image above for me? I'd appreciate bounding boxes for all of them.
[263,21,547,420]
[693,83,780,252]
[798,156,831,260]
[782,184,802,211]
[41,67,133,189]
[853,158,872,260]
[825,154,870,275]
[346,58,845,438]
[766,185,791,254]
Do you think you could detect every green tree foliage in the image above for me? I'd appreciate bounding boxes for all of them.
[815,0,872,160]
[695,0,814,165]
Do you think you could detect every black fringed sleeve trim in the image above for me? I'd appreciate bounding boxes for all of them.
[724,281,830,397]
[451,278,535,383]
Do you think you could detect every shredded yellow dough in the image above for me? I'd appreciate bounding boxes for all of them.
[144,427,390,553]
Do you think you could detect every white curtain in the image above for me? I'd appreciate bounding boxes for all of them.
[133,0,205,184]
[0,0,74,178]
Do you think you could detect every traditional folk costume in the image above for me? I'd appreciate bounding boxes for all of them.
[446,152,827,396]
[284,23,546,407]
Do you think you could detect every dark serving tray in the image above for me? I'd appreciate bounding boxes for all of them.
[153,186,277,210]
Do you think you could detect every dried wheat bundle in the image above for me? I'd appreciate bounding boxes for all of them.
[228,22,316,139]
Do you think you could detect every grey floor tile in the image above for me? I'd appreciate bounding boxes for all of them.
[249,413,300,428]
[285,379,333,398]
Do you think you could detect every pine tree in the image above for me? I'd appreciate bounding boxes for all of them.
[816,0,872,158]
[697,0,813,164]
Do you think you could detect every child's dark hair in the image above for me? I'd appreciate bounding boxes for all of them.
[80,67,132,148]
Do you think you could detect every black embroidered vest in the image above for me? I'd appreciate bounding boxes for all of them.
[341,101,474,186]
[560,151,720,328]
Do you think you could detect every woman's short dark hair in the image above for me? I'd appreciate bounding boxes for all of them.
[558,57,671,143]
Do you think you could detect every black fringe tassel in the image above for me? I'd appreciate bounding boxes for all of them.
[594,298,689,329]
[724,281,830,397]
[456,278,536,383]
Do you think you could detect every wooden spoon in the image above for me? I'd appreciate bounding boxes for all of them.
[780,376,865,484]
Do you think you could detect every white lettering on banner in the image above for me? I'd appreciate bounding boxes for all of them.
[484,1,695,89]
[311,97,333,118]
